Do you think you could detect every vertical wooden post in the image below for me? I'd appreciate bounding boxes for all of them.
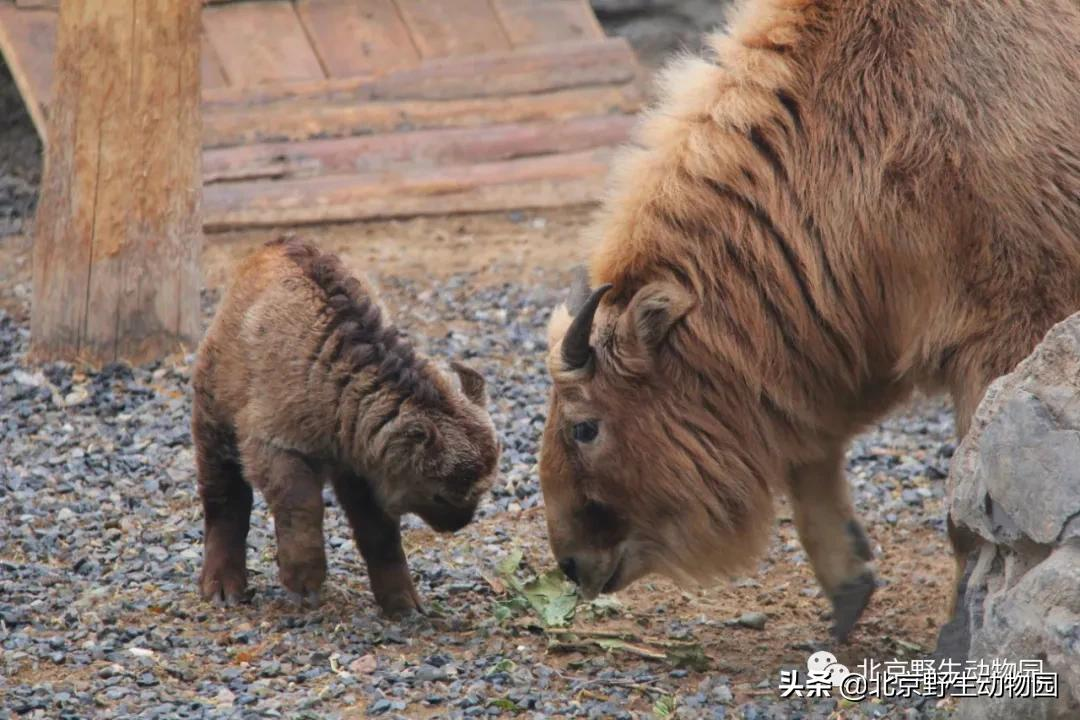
[30,0,202,365]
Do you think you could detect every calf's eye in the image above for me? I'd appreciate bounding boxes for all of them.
[572,420,600,443]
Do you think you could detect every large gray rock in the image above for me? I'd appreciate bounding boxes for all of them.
[949,312,1080,720]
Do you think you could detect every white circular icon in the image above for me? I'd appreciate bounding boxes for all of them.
[807,651,850,686]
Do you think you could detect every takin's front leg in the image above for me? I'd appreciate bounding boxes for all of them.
[194,403,253,607]
[330,470,422,618]
[930,514,981,662]
[787,450,877,643]
[251,445,329,605]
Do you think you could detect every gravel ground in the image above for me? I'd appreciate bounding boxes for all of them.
[1,261,960,719]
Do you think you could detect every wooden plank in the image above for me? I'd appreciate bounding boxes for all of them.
[493,0,604,47]
[200,32,228,90]
[296,0,419,77]
[363,37,638,101]
[203,82,642,147]
[15,1,58,8]
[203,114,635,182]
[0,4,57,139]
[31,0,201,365]
[204,148,612,228]
[395,0,511,58]
[202,0,325,87]
[207,175,603,229]
[201,37,639,108]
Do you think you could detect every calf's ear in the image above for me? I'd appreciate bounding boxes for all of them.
[620,281,695,356]
[450,361,488,407]
[403,417,443,456]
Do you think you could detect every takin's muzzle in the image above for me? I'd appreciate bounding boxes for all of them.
[415,494,479,533]
[557,546,626,600]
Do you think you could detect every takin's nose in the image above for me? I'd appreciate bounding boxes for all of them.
[557,553,620,600]
[422,495,478,533]
[558,557,579,584]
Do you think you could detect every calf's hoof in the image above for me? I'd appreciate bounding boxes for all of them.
[378,591,424,620]
[370,565,423,618]
[278,552,327,601]
[200,560,249,607]
[829,570,876,643]
[285,589,323,608]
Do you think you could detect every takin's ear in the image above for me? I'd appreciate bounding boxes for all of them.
[617,281,695,356]
[450,361,488,407]
[402,416,444,457]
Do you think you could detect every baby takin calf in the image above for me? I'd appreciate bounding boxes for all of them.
[193,238,499,616]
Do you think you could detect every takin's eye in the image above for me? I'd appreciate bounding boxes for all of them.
[581,499,622,539]
[571,420,600,444]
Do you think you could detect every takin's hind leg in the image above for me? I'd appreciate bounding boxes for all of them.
[251,445,329,605]
[194,404,253,606]
[932,514,981,661]
[330,470,422,618]
[787,449,876,643]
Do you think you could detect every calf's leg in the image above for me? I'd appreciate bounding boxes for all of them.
[252,446,328,604]
[194,404,252,606]
[331,471,421,617]
[787,449,876,642]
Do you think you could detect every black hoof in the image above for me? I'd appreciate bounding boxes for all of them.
[830,571,876,643]
[932,612,971,664]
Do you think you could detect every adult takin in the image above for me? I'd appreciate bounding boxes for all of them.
[193,237,499,616]
[540,0,1079,649]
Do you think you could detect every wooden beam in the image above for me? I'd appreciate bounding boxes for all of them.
[201,37,639,108]
[203,115,635,183]
[204,82,641,147]
[30,0,202,365]
[203,148,612,228]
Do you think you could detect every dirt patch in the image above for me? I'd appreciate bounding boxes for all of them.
[204,208,598,290]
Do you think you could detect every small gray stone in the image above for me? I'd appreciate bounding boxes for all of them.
[415,665,447,683]
[368,698,392,715]
[737,612,767,630]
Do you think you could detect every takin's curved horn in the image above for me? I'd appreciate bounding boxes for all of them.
[561,283,612,370]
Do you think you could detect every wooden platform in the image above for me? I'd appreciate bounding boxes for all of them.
[0,0,643,229]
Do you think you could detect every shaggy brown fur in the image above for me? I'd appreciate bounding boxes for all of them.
[193,237,499,615]
[541,0,1079,644]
